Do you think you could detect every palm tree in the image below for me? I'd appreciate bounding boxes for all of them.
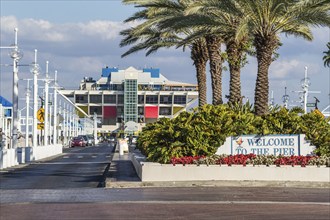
[121,0,209,106]
[176,2,252,105]
[195,0,330,115]
[323,42,330,67]
[236,0,330,115]
[205,35,224,105]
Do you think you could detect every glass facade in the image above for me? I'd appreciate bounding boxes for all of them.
[160,95,172,104]
[159,107,171,115]
[75,94,88,103]
[124,79,138,123]
[174,95,187,104]
[104,95,116,104]
[90,95,102,103]
[146,95,158,104]
[89,106,102,115]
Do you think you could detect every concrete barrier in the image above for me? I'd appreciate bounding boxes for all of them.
[116,139,129,156]
[25,144,63,162]
[131,153,329,183]
[0,148,18,169]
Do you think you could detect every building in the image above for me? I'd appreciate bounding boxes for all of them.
[59,66,198,134]
[0,96,13,149]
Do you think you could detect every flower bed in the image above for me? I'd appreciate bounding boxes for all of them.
[130,152,330,183]
[170,154,330,167]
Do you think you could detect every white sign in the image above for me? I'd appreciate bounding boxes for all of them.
[231,135,301,156]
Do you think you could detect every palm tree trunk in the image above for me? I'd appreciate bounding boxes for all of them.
[194,61,207,106]
[206,35,223,105]
[191,40,209,107]
[254,34,278,116]
[226,40,242,105]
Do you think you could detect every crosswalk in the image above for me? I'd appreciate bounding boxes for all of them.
[61,154,112,159]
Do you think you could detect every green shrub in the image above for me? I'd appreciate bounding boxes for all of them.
[137,104,330,163]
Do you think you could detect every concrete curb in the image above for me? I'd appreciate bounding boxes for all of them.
[106,150,330,189]
[106,180,330,189]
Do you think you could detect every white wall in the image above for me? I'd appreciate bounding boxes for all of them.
[0,148,18,169]
[130,151,329,183]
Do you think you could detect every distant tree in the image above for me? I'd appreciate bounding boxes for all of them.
[323,42,330,67]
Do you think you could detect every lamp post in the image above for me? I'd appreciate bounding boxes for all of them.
[25,81,31,146]
[9,28,23,149]
[282,87,290,109]
[53,70,58,145]
[44,61,50,145]
[300,67,311,113]
[30,49,41,147]
[0,28,23,149]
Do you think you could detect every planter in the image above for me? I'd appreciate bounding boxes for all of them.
[132,154,329,183]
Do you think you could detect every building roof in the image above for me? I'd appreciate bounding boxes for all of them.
[0,96,12,107]
[97,66,197,86]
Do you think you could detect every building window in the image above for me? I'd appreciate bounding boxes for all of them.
[146,95,158,104]
[124,79,138,122]
[90,95,102,103]
[89,106,102,115]
[138,95,144,104]
[103,118,116,125]
[118,95,124,104]
[75,95,88,103]
[174,95,186,104]
[159,107,172,115]
[160,95,172,104]
[114,84,124,91]
[138,107,144,116]
[104,95,116,104]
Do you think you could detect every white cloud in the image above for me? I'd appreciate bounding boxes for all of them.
[0,16,329,111]
[270,59,304,79]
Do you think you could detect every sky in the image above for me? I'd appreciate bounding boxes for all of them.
[1,0,330,111]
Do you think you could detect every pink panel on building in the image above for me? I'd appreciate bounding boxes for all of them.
[103,106,117,118]
[145,106,159,118]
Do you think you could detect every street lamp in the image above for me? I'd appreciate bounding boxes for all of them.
[282,87,290,109]
[30,49,41,147]
[9,28,23,149]
[53,70,58,145]
[24,80,32,147]
[44,61,50,145]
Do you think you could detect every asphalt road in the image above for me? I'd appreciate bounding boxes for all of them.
[0,143,114,189]
[0,143,329,219]
[1,187,329,219]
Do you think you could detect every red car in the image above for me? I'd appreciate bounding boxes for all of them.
[71,137,86,147]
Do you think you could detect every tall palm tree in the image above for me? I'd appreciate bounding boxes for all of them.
[194,0,330,115]
[121,0,209,106]
[205,34,224,105]
[176,1,252,105]
[323,42,330,67]
[235,0,330,115]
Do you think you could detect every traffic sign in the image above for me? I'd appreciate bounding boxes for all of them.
[306,103,315,107]
[37,108,45,122]
[37,123,44,130]
[313,109,324,118]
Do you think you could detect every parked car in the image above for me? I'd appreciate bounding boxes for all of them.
[77,135,89,146]
[86,135,95,146]
[108,136,116,143]
[71,136,87,147]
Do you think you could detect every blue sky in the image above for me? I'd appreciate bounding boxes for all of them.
[1,0,330,111]
[1,0,136,22]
